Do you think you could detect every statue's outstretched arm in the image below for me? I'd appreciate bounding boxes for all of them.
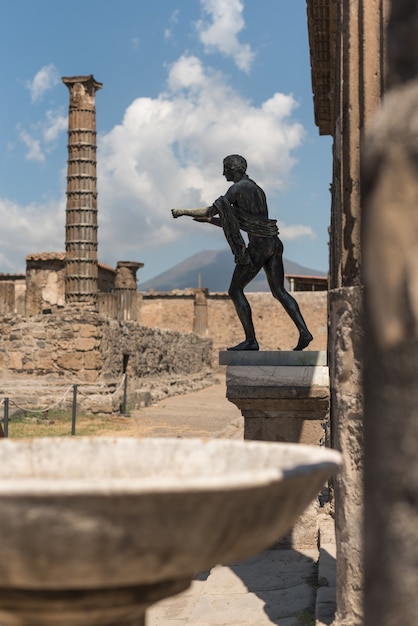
[171,207,212,219]
[193,216,222,227]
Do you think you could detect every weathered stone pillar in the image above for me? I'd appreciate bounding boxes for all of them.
[193,289,208,337]
[0,282,17,316]
[362,2,418,624]
[326,2,389,624]
[328,286,364,625]
[62,75,102,305]
[115,261,143,321]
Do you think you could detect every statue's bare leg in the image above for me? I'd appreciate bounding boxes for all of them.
[264,245,313,351]
[227,262,262,351]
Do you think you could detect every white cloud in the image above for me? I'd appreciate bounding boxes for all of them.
[164,9,180,39]
[43,110,67,143]
[97,54,305,262]
[26,64,60,103]
[196,0,255,72]
[18,108,67,160]
[18,128,45,162]
[279,223,316,241]
[167,55,206,90]
[4,54,310,274]
[0,198,65,271]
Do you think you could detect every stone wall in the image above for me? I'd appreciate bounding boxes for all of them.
[140,292,195,334]
[139,291,327,364]
[0,272,327,362]
[0,308,212,386]
[24,255,119,316]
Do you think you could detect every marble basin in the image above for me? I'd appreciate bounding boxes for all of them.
[0,437,341,625]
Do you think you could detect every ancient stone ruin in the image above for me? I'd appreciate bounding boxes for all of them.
[0,75,213,414]
[2,2,416,624]
[0,73,327,413]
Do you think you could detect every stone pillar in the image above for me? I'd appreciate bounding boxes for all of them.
[326,3,389,624]
[115,261,143,321]
[362,2,418,624]
[0,282,17,316]
[329,286,364,625]
[62,75,102,305]
[193,289,208,337]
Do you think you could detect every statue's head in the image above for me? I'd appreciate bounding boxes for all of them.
[223,154,247,174]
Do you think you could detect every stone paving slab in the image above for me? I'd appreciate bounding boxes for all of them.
[147,549,318,626]
[205,550,318,592]
[130,378,244,440]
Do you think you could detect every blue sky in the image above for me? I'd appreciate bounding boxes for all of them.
[0,0,332,282]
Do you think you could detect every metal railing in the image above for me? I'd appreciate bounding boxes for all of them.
[0,374,128,438]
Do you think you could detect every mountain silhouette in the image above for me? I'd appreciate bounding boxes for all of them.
[139,249,326,292]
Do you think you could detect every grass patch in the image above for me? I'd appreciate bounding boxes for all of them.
[6,408,135,439]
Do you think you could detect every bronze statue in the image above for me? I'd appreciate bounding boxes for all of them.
[172,155,313,351]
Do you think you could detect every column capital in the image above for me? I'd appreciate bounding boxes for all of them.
[62,75,103,109]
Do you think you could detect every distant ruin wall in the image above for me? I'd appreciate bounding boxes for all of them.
[139,291,328,361]
[139,293,195,334]
[0,279,26,315]
[100,319,212,380]
[0,309,212,384]
[26,264,66,315]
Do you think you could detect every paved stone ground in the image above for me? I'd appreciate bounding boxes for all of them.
[128,376,243,440]
[148,548,319,626]
[130,377,337,626]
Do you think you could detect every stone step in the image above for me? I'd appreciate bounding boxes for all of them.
[0,372,215,416]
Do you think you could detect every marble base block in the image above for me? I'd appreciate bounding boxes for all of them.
[221,351,329,445]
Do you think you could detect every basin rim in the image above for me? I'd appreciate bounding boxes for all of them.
[0,437,342,496]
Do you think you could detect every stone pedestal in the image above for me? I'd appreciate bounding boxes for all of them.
[220,351,330,549]
[220,351,329,445]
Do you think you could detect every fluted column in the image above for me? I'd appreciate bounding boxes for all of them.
[62,75,102,304]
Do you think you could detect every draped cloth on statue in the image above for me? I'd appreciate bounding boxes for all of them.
[211,196,279,265]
